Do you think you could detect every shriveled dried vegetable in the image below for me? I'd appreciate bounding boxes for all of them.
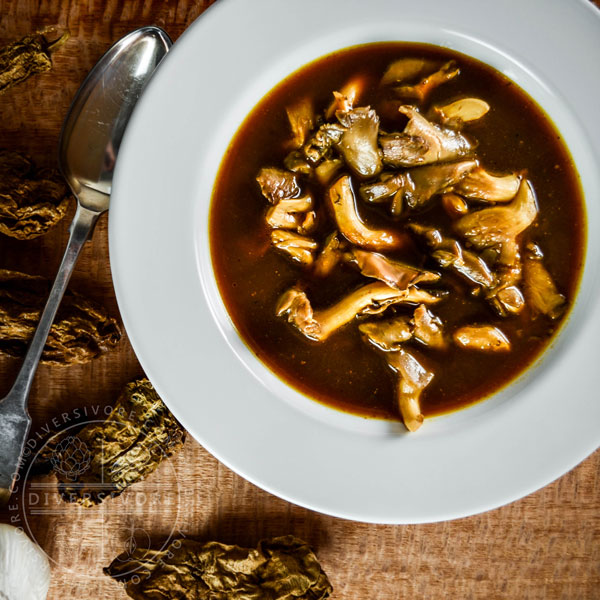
[0,268,121,364]
[0,149,71,239]
[55,379,185,506]
[0,29,69,94]
[105,535,332,600]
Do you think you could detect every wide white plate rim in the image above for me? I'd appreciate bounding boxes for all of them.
[109,0,600,524]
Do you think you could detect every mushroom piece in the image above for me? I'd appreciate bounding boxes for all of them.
[256,167,300,203]
[346,248,441,290]
[380,106,472,168]
[394,60,460,103]
[276,282,442,342]
[455,178,538,248]
[359,316,413,351]
[327,175,407,251]
[360,160,477,213]
[456,166,521,202]
[285,97,315,150]
[303,123,346,164]
[325,75,367,118]
[412,304,446,349]
[523,243,566,319]
[453,325,511,351]
[409,224,496,289]
[314,158,343,186]
[313,231,345,278]
[432,97,490,126]
[335,106,383,178]
[265,194,314,230]
[387,349,433,432]
[441,192,469,217]
[271,230,318,265]
[283,150,313,175]
[381,57,438,85]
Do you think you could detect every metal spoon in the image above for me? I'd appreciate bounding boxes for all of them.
[0,26,172,505]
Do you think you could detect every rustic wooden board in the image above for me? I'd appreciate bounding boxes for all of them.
[0,1,599,598]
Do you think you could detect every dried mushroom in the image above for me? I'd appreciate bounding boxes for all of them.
[0,29,69,94]
[105,535,332,600]
[0,269,121,364]
[0,149,71,239]
[54,379,185,506]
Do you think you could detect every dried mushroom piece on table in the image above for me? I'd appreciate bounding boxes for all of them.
[105,535,332,600]
[0,269,121,364]
[54,379,186,506]
[0,29,69,94]
[0,149,71,239]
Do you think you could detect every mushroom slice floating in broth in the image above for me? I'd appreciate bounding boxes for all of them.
[277,282,441,342]
[359,316,413,351]
[285,97,315,150]
[388,349,433,432]
[266,194,314,231]
[523,243,566,319]
[453,325,511,351]
[381,57,438,85]
[456,166,521,202]
[335,106,383,178]
[256,167,300,203]
[325,75,367,118]
[380,106,472,168]
[303,123,346,164]
[313,231,345,278]
[394,60,460,102]
[346,248,440,290]
[271,230,318,265]
[328,175,407,251]
[432,97,490,126]
[412,304,446,349]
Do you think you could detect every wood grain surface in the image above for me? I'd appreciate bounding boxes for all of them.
[1,1,599,599]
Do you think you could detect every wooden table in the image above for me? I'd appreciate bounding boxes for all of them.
[0,1,599,598]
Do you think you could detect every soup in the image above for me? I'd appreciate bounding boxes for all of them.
[210,43,585,431]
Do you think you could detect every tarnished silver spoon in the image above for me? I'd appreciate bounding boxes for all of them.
[0,26,172,505]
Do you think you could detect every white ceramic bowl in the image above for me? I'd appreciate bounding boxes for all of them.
[109,0,600,523]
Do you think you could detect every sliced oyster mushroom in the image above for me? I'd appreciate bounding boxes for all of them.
[313,231,345,278]
[380,106,472,168]
[266,194,314,230]
[335,106,383,178]
[327,175,407,251]
[409,224,496,289]
[412,304,446,349]
[346,248,440,290]
[381,57,437,85]
[455,178,538,248]
[359,173,406,204]
[286,97,315,150]
[433,97,490,125]
[256,167,300,203]
[359,316,413,351]
[271,230,318,265]
[441,192,469,217]
[325,75,367,118]
[303,123,346,164]
[298,210,317,235]
[456,167,521,202]
[523,243,566,319]
[387,348,433,432]
[283,150,313,175]
[314,158,343,186]
[277,282,441,342]
[395,60,460,102]
[453,325,511,351]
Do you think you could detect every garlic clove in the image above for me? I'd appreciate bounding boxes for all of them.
[0,524,50,600]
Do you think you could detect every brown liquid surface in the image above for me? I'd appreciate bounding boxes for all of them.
[210,43,585,420]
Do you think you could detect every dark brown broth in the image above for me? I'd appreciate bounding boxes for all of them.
[210,43,585,420]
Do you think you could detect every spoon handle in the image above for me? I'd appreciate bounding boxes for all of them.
[1,205,100,413]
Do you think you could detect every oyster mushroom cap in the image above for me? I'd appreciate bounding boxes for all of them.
[325,75,367,118]
[456,166,521,202]
[265,194,314,231]
[271,230,318,265]
[359,316,413,351]
[256,167,300,203]
[412,304,446,349]
[327,175,407,251]
[453,325,511,351]
[454,178,538,248]
[335,106,383,178]
[433,97,490,125]
[0,524,51,600]
[387,349,433,432]
[285,97,315,150]
[394,60,460,102]
[523,243,566,319]
[381,57,437,85]
[277,282,441,342]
